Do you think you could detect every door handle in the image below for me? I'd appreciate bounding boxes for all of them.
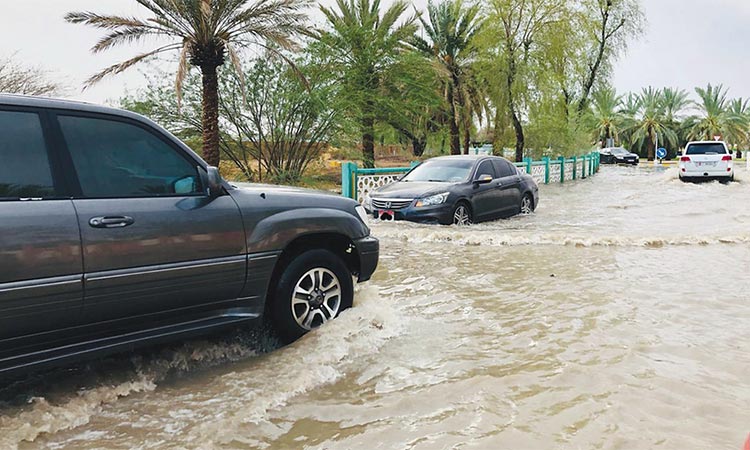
[89,216,135,229]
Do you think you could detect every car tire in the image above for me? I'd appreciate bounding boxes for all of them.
[451,202,472,226]
[520,194,534,215]
[269,249,353,343]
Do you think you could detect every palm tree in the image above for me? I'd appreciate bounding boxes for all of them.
[412,0,483,155]
[626,87,677,161]
[661,87,690,124]
[316,0,417,167]
[689,84,746,143]
[589,87,624,147]
[66,0,309,167]
[726,97,750,158]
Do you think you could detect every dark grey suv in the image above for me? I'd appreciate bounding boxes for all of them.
[0,95,379,376]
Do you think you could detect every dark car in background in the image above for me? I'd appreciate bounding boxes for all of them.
[365,155,539,225]
[599,147,639,165]
[0,94,379,377]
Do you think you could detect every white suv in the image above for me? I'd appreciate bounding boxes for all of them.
[679,141,734,182]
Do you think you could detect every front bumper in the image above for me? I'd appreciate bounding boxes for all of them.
[354,235,379,282]
[372,203,454,225]
[615,157,639,165]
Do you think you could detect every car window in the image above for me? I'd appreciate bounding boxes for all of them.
[685,143,727,155]
[59,115,203,198]
[492,158,517,177]
[0,110,56,200]
[475,160,497,180]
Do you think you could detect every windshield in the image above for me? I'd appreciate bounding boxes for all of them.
[685,143,727,155]
[402,159,474,183]
[611,148,628,155]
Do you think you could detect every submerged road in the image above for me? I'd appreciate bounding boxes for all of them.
[2,165,750,449]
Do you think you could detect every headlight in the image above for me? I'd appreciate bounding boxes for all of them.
[415,192,449,208]
[355,205,369,223]
[363,193,372,211]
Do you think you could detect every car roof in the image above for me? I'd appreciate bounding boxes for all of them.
[0,93,144,121]
[429,155,486,161]
[686,140,727,145]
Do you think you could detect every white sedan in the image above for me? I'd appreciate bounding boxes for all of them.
[679,141,734,182]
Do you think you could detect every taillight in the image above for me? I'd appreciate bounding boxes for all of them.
[722,155,732,161]
[680,156,691,162]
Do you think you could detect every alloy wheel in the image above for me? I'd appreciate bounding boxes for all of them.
[520,196,533,215]
[453,204,472,226]
[291,268,342,330]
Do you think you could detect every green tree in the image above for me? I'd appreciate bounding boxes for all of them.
[575,0,643,114]
[66,0,309,167]
[481,0,568,162]
[688,84,746,143]
[726,98,750,157]
[315,0,417,167]
[661,87,690,124]
[412,0,483,155]
[588,87,624,147]
[120,56,338,183]
[626,87,677,160]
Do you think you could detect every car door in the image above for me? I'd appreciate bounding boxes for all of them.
[0,108,83,350]
[492,158,523,216]
[470,159,503,221]
[54,112,247,325]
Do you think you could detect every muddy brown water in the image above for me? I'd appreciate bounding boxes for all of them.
[2,165,750,449]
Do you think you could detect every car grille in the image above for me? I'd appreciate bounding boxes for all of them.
[372,198,413,210]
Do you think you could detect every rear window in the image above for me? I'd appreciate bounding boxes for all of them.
[685,143,727,155]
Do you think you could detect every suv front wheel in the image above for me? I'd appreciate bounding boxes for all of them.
[270,249,354,343]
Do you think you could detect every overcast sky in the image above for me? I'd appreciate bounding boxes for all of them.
[2,0,750,106]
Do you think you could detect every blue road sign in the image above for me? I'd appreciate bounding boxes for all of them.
[656,147,667,159]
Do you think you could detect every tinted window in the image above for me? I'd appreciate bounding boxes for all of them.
[493,158,517,177]
[0,111,56,199]
[402,159,474,183]
[59,116,202,198]
[475,160,497,179]
[685,143,727,155]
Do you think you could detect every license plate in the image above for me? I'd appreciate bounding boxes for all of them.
[696,162,716,167]
[377,210,394,219]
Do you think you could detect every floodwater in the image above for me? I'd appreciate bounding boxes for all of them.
[2,165,750,449]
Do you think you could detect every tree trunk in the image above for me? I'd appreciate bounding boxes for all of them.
[462,124,471,155]
[201,64,221,167]
[511,109,524,163]
[359,96,376,168]
[452,73,470,155]
[412,137,426,157]
[576,3,623,115]
[447,83,461,155]
[647,128,655,161]
[506,59,524,162]
[603,125,611,148]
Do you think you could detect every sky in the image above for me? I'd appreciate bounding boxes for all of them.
[2,0,750,106]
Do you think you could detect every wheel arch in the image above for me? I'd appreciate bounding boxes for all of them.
[264,232,359,312]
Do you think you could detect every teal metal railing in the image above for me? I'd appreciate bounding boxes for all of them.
[342,152,600,202]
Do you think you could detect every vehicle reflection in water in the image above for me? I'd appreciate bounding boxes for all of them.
[2,165,750,449]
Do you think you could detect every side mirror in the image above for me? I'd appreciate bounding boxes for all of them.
[475,174,493,184]
[205,166,223,198]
